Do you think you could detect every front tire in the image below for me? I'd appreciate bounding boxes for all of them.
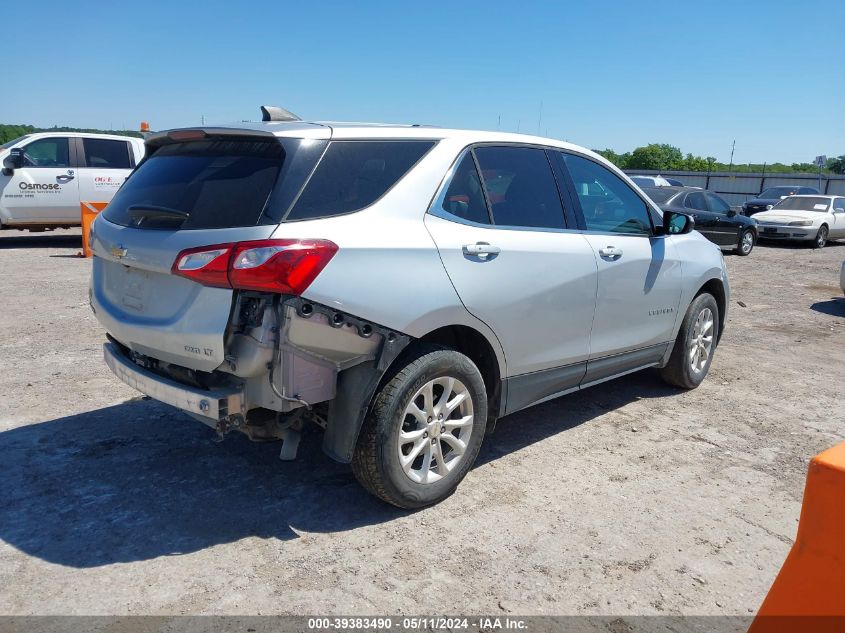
[813,225,828,249]
[351,345,488,509]
[736,229,755,256]
[660,293,719,389]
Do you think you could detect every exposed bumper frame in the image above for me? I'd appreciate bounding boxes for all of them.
[103,342,244,422]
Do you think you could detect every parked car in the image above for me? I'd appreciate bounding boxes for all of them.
[742,185,820,216]
[643,186,758,255]
[0,132,145,231]
[630,175,673,188]
[753,195,845,248]
[89,109,730,508]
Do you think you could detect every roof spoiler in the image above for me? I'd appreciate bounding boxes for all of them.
[260,105,301,122]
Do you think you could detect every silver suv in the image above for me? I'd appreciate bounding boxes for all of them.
[90,108,729,508]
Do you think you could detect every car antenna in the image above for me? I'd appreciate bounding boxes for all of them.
[260,105,302,122]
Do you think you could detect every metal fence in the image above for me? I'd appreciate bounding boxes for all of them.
[625,169,845,207]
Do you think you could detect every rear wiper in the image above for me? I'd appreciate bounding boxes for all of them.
[127,205,190,224]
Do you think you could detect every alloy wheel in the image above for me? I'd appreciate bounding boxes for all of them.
[688,307,714,374]
[741,231,754,254]
[398,376,474,484]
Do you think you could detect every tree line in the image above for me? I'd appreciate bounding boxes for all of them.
[593,143,845,175]
[1,123,143,145]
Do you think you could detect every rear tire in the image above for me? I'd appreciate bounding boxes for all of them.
[735,229,755,256]
[351,344,488,509]
[660,293,719,389]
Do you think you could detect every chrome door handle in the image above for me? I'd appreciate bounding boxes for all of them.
[598,246,623,260]
[462,242,501,259]
[56,174,75,182]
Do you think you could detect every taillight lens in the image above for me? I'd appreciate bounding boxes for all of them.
[172,245,231,288]
[172,239,338,295]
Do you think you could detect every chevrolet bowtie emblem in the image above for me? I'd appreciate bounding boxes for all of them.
[111,245,128,259]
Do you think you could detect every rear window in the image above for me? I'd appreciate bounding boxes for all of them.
[103,139,290,230]
[285,140,435,221]
[642,187,676,203]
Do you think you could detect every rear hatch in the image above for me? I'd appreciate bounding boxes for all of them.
[90,127,330,371]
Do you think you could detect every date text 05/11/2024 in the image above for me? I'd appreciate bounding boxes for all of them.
[307,617,528,630]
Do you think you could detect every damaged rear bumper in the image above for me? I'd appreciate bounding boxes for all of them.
[103,342,245,422]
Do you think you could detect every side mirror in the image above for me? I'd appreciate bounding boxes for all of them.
[662,210,695,235]
[727,209,737,217]
[2,148,24,174]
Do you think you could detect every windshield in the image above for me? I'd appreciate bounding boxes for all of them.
[772,197,831,212]
[759,186,800,199]
[1,135,30,150]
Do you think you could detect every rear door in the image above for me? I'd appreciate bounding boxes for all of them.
[556,152,683,380]
[1,136,79,223]
[76,136,137,209]
[424,145,597,408]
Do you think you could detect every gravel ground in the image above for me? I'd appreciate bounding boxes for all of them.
[0,228,843,616]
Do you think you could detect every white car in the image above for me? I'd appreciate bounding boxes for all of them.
[753,195,845,248]
[1,132,145,231]
[630,175,674,188]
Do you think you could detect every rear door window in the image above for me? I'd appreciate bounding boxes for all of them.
[286,140,435,221]
[473,146,565,229]
[102,139,287,229]
[436,152,491,224]
[83,138,132,169]
[684,192,708,211]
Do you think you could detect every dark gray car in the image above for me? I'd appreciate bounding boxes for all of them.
[743,185,820,216]
[643,186,758,255]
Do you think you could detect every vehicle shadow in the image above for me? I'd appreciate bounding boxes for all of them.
[0,371,676,568]
[0,233,82,249]
[810,297,845,317]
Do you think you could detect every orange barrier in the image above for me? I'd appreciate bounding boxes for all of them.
[80,201,109,258]
[750,441,845,633]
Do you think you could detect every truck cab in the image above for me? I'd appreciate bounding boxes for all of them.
[0,132,145,231]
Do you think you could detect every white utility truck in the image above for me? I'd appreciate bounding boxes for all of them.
[1,132,144,231]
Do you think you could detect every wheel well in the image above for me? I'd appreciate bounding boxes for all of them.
[696,278,727,343]
[416,325,503,419]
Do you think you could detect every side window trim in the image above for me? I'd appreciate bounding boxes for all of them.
[429,143,577,232]
[544,149,579,229]
[556,149,658,235]
[469,148,495,225]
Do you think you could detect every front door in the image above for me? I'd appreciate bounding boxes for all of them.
[557,152,683,378]
[706,192,740,246]
[1,136,79,224]
[425,146,598,389]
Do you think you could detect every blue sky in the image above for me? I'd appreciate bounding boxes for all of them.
[4,0,843,164]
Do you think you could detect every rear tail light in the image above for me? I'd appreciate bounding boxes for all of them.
[172,239,338,295]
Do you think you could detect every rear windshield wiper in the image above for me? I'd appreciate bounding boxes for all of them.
[126,205,190,224]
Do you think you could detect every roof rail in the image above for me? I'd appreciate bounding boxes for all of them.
[260,105,302,122]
